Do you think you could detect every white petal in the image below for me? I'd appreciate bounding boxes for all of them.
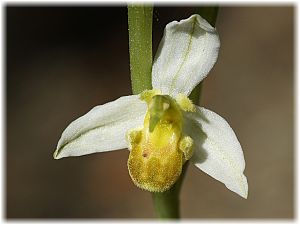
[54,95,147,159]
[183,107,248,198]
[152,14,220,97]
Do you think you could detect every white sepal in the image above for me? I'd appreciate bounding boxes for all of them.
[152,14,220,97]
[183,106,248,199]
[54,95,147,159]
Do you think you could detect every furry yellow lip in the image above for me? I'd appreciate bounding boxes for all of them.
[127,90,194,192]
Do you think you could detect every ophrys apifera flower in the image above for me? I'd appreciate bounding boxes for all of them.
[54,14,248,199]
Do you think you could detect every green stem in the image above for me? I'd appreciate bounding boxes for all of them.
[128,4,153,94]
[152,162,189,218]
[152,7,219,219]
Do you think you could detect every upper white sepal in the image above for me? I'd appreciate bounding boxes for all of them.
[152,14,220,97]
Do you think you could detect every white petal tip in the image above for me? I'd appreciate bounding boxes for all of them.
[53,147,66,159]
[226,174,248,199]
[194,14,217,32]
[240,178,248,199]
[240,190,248,199]
[53,149,60,159]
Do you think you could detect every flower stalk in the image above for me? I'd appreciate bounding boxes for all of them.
[128,5,219,219]
[128,4,153,94]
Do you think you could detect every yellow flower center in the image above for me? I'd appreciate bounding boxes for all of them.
[127,90,195,192]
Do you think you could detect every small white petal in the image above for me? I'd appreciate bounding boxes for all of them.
[152,14,220,97]
[183,107,248,198]
[54,95,147,159]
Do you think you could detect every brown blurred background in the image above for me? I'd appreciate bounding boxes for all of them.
[6,6,294,219]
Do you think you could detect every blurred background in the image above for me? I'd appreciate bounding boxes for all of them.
[6,6,294,219]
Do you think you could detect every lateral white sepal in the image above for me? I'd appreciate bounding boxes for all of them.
[54,95,147,159]
[183,106,248,199]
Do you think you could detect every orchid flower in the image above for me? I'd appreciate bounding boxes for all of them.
[54,14,248,199]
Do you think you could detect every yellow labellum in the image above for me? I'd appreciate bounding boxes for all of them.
[127,90,194,192]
